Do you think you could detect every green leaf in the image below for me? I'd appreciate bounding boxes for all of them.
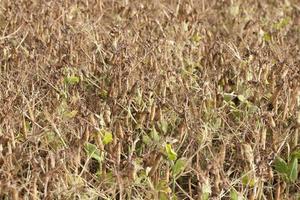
[156,180,171,193]
[237,95,246,102]
[150,127,160,142]
[165,144,177,161]
[291,150,300,159]
[66,174,84,186]
[159,192,169,200]
[160,120,168,134]
[273,17,290,30]
[201,181,211,200]
[142,134,151,145]
[263,33,271,42]
[102,131,113,145]
[171,194,178,200]
[247,104,259,114]
[241,174,256,187]
[288,158,298,182]
[223,93,234,102]
[172,158,188,177]
[191,33,202,43]
[274,156,289,174]
[65,76,80,85]
[84,142,102,162]
[99,89,108,99]
[45,131,65,151]
[63,110,78,119]
[230,189,239,200]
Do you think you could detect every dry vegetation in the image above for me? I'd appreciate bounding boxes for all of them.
[0,0,300,199]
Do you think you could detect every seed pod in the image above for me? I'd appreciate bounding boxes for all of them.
[116,121,124,139]
[130,81,139,95]
[140,111,147,125]
[162,85,167,104]
[90,114,97,127]
[49,151,55,169]
[270,73,276,93]
[116,142,122,166]
[10,130,15,149]
[242,143,255,170]
[95,132,104,151]
[143,151,157,167]
[155,106,162,122]
[275,182,281,200]
[282,95,289,120]
[218,144,226,166]
[127,162,136,181]
[118,74,122,94]
[82,126,90,143]
[269,115,276,128]
[32,176,38,200]
[103,108,111,126]
[178,121,186,142]
[171,92,178,105]
[270,87,281,107]
[261,65,268,84]
[108,82,116,98]
[288,86,298,111]
[11,187,19,200]
[149,102,156,122]
[281,68,289,80]
[76,144,82,167]
[297,111,300,127]
[260,128,267,150]
[7,142,12,155]
[248,190,255,200]
[22,117,28,138]
[148,153,162,177]
[267,166,274,180]
[213,172,221,195]
[165,162,170,182]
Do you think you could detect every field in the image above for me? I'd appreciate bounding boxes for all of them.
[0,0,300,199]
